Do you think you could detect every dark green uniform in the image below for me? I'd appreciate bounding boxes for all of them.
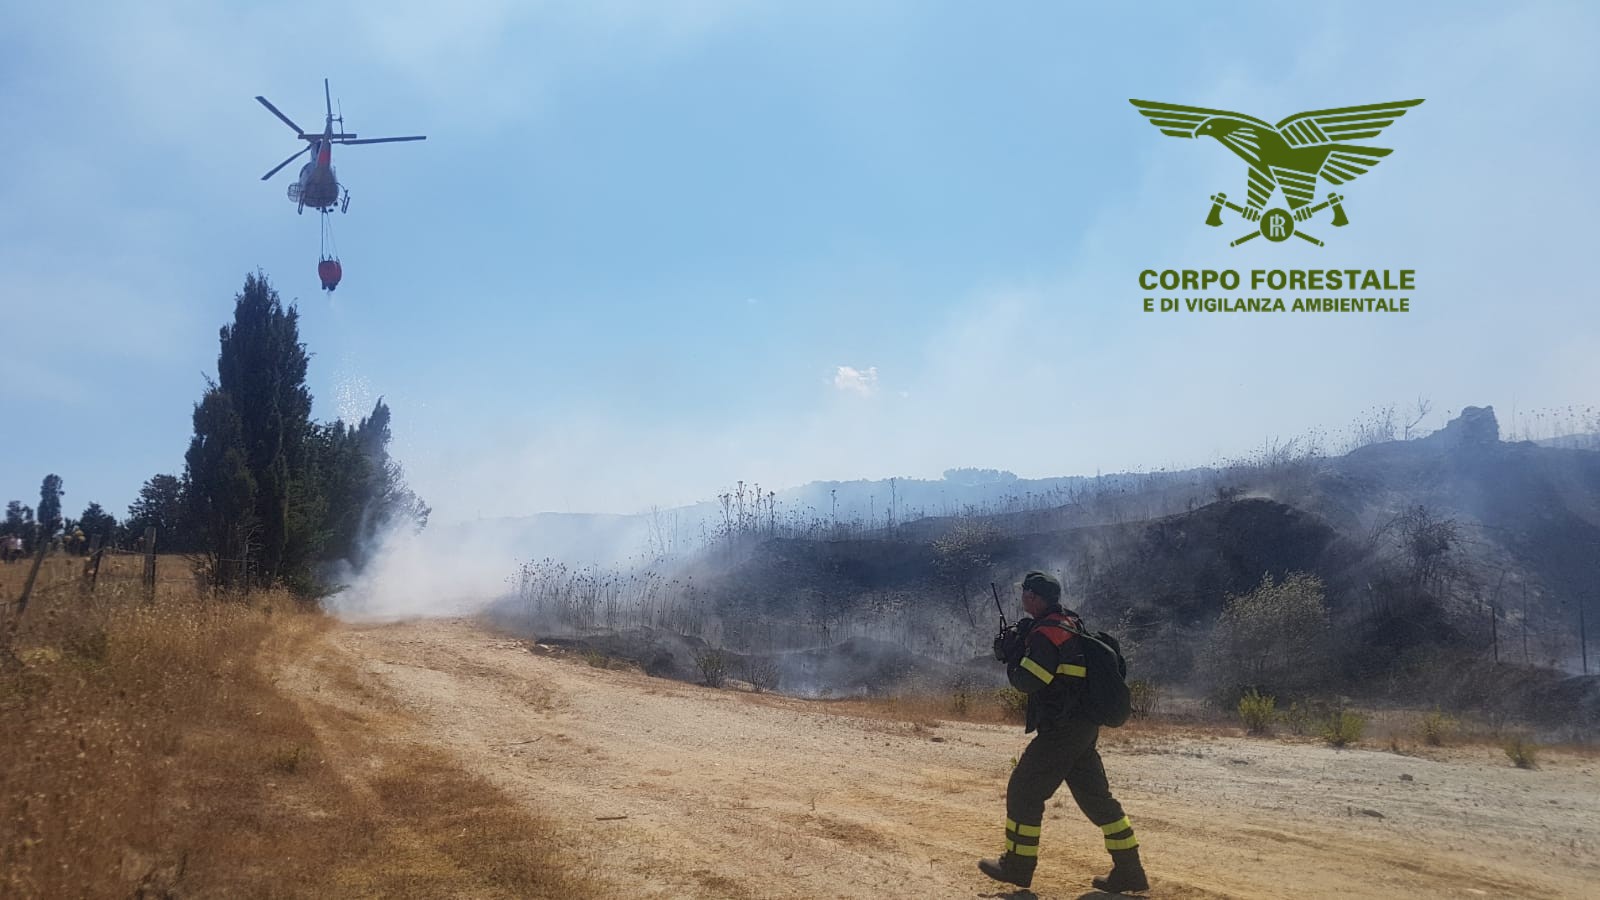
[999,609,1138,876]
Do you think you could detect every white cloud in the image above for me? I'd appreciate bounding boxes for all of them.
[832,365,880,396]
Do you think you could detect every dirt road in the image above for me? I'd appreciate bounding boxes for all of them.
[280,618,1599,899]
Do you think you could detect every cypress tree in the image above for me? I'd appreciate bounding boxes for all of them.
[37,474,63,539]
[181,272,428,592]
[215,272,311,582]
[185,387,257,584]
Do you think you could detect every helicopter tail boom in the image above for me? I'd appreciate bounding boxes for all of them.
[339,136,427,144]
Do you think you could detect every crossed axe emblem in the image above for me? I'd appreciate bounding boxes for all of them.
[1205,191,1350,247]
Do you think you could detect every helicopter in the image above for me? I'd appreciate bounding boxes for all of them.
[255,79,425,215]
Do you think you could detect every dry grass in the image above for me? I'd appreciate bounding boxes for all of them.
[814,688,1025,728]
[825,679,1600,755]
[1,553,607,899]
[1503,734,1541,769]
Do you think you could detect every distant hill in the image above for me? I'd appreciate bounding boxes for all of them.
[453,467,1210,566]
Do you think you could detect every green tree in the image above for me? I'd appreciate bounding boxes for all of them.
[37,474,64,539]
[182,272,427,592]
[2,501,35,553]
[125,474,198,551]
[302,400,429,568]
[2,501,33,537]
[185,387,258,585]
[215,271,312,583]
[77,502,118,543]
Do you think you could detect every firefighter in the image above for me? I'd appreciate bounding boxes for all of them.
[978,571,1148,894]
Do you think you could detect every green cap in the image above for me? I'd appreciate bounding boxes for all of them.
[1020,571,1061,604]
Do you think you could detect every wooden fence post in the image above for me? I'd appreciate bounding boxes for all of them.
[89,535,108,593]
[7,531,50,645]
[142,526,158,602]
[80,534,104,594]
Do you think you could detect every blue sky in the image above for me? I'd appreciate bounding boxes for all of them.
[2,1,1596,524]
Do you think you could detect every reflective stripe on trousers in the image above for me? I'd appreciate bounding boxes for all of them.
[1101,814,1138,851]
[1004,817,1041,857]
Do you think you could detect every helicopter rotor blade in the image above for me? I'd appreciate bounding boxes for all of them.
[260,144,311,181]
[255,96,305,134]
[337,136,427,144]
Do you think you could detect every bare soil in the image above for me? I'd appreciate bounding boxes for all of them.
[282,617,1600,899]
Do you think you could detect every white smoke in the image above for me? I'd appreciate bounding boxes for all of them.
[323,522,522,621]
[324,509,667,621]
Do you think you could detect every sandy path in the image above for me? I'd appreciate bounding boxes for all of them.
[280,618,1600,899]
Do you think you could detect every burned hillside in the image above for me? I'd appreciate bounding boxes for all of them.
[503,408,1598,731]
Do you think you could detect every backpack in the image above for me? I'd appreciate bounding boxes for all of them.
[1048,619,1132,728]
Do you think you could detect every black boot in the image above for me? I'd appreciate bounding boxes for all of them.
[978,851,1036,889]
[1092,847,1148,894]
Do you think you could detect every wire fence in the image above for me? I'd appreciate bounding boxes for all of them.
[0,529,246,647]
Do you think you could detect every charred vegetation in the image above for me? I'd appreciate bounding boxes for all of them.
[503,407,1600,737]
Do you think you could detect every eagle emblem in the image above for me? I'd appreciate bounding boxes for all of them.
[1129,99,1423,246]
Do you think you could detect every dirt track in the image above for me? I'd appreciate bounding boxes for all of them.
[280,618,1599,899]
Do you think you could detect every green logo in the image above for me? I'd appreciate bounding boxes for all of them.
[1130,99,1423,247]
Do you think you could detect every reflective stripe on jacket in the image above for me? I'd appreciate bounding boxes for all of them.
[1006,608,1090,732]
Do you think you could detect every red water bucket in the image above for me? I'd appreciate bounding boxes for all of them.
[318,259,342,291]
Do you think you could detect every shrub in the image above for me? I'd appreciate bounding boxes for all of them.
[994,686,1028,722]
[1237,689,1277,735]
[1321,710,1366,747]
[1504,735,1539,769]
[1128,679,1161,720]
[950,675,976,715]
[693,649,728,688]
[1284,701,1314,736]
[740,658,780,693]
[1419,710,1457,747]
[1202,572,1331,699]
